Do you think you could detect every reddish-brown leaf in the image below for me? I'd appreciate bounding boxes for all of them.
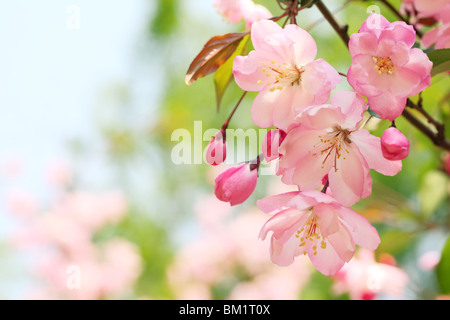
[185,31,249,86]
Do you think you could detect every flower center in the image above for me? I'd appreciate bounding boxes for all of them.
[311,126,352,172]
[259,61,304,92]
[372,56,394,75]
[295,210,326,256]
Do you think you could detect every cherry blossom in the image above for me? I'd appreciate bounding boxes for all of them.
[258,190,380,276]
[233,19,341,131]
[348,13,432,121]
[277,91,402,207]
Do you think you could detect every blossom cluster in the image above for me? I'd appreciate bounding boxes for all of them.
[203,3,434,276]
[4,160,142,299]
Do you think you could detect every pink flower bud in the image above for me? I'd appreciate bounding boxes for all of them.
[205,130,226,166]
[444,153,450,175]
[380,127,410,160]
[214,163,258,206]
[262,129,286,162]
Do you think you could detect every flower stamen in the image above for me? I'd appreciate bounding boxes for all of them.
[372,56,394,75]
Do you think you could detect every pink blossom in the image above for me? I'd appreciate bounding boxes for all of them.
[214,163,258,206]
[233,20,341,131]
[205,129,226,166]
[277,91,402,206]
[333,248,409,300]
[214,0,271,30]
[423,23,450,49]
[258,190,380,276]
[380,127,410,160]
[348,13,432,121]
[52,191,127,232]
[5,189,39,217]
[0,157,23,178]
[262,129,286,162]
[411,0,450,20]
[45,159,73,187]
[418,250,441,270]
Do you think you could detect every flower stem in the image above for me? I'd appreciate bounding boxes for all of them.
[222,91,247,130]
[321,179,329,193]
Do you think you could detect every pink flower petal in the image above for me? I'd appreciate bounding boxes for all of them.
[389,67,420,96]
[337,206,381,250]
[299,104,346,131]
[256,191,300,214]
[284,24,317,65]
[367,92,406,121]
[350,129,402,176]
[259,207,306,240]
[233,50,282,92]
[328,142,372,207]
[251,86,296,130]
[349,32,378,57]
[307,237,346,276]
[329,91,367,130]
[250,19,284,53]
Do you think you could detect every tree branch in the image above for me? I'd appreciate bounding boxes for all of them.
[315,1,350,48]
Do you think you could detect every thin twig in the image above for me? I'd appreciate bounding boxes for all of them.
[315,1,350,47]
[402,108,450,150]
[222,91,247,130]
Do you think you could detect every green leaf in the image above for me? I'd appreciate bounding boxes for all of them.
[368,107,382,119]
[213,35,249,111]
[427,48,450,77]
[437,236,450,294]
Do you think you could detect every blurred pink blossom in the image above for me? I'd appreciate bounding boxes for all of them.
[418,250,441,270]
[167,203,313,299]
[214,0,271,29]
[6,173,141,299]
[333,248,409,300]
[4,189,39,218]
[45,159,74,188]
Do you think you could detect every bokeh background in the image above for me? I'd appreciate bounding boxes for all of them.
[0,0,449,300]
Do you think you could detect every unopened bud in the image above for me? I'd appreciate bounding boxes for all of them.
[380,127,409,160]
[205,129,226,166]
[214,163,258,206]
